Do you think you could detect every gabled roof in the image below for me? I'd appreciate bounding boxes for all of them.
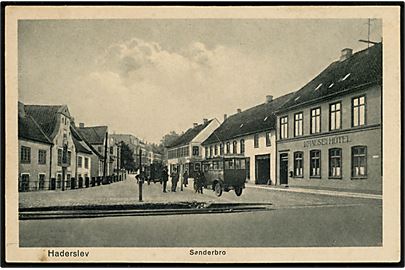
[77,126,108,145]
[18,113,53,145]
[70,125,94,155]
[24,104,70,140]
[202,93,295,145]
[166,119,213,148]
[277,43,382,113]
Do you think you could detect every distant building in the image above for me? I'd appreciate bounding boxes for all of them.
[24,103,77,190]
[275,43,382,192]
[18,102,53,191]
[166,118,221,177]
[202,93,294,184]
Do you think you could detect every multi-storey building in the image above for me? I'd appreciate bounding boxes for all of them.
[202,94,294,184]
[18,102,53,191]
[275,43,382,193]
[166,118,221,177]
[24,104,77,190]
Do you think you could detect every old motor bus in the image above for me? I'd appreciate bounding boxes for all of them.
[201,156,247,197]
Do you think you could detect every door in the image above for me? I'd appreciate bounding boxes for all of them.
[280,153,289,185]
[255,154,270,184]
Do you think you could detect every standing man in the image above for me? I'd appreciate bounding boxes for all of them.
[162,166,168,193]
[183,170,189,188]
[170,168,179,192]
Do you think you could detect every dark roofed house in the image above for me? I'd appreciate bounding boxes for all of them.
[202,93,295,185]
[276,43,382,193]
[166,118,221,177]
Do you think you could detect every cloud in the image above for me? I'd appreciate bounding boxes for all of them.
[75,37,275,142]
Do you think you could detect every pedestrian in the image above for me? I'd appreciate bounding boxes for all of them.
[170,168,179,192]
[162,166,168,193]
[183,170,189,188]
[199,171,206,194]
[135,168,140,184]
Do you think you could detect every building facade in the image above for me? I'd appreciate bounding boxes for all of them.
[275,44,382,193]
[18,102,53,191]
[202,94,293,184]
[24,104,77,190]
[166,119,221,177]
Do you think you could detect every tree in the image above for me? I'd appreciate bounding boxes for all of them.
[160,131,181,149]
[120,142,136,171]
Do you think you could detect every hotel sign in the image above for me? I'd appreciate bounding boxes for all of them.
[303,135,351,148]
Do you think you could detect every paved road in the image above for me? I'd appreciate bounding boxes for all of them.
[19,176,381,247]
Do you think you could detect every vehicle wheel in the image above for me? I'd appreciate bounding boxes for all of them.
[235,186,243,196]
[214,182,223,197]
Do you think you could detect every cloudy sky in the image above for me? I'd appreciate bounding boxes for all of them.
[18,19,381,143]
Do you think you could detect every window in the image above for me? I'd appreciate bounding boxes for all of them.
[240,139,245,154]
[78,156,83,168]
[214,145,218,156]
[19,174,30,192]
[293,152,303,177]
[232,141,237,154]
[66,174,71,188]
[352,146,367,177]
[84,157,89,169]
[226,142,230,154]
[209,146,213,157]
[330,102,342,130]
[294,112,303,137]
[225,159,234,170]
[310,108,321,134]
[38,150,46,164]
[310,150,321,177]
[67,151,71,165]
[352,96,366,127]
[98,146,103,153]
[20,146,31,163]
[38,174,45,190]
[266,132,271,146]
[280,116,288,139]
[57,174,62,189]
[205,147,208,158]
[254,134,259,148]
[329,148,342,178]
[192,146,199,156]
[57,148,62,166]
[110,146,114,154]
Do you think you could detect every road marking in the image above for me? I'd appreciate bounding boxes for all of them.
[246,185,382,200]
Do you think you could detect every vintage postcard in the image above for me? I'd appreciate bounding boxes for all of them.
[3,4,402,264]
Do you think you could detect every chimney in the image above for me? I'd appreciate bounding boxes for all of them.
[203,118,208,124]
[237,108,242,113]
[266,95,273,103]
[79,123,85,128]
[193,123,198,128]
[340,48,353,62]
[224,114,227,121]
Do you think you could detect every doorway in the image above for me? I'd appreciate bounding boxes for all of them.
[255,154,270,184]
[280,153,289,185]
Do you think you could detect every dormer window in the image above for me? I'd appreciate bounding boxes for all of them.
[263,116,268,121]
[315,83,323,90]
[340,73,351,81]
[328,83,334,88]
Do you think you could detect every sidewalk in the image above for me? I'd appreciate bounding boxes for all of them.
[245,183,382,200]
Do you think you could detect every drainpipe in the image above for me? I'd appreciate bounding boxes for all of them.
[49,144,53,188]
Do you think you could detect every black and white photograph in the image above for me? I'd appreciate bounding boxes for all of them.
[3,4,402,264]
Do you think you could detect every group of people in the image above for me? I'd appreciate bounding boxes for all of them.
[161,167,206,194]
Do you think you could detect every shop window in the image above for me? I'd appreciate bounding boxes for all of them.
[330,102,342,130]
[205,147,208,158]
[352,146,367,178]
[294,112,303,137]
[280,116,288,139]
[311,107,321,134]
[19,174,30,192]
[209,146,213,158]
[20,146,31,164]
[240,139,245,154]
[293,152,303,177]
[192,146,199,156]
[232,141,237,154]
[38,174,46,190]
[266,132,271,146]
[226,142,230,154]
[78,156,83,168]
[57,174,62,189]
[66,173,71,188]
[38,149,47,164]
[84,157,89,169]
[254,134,259,148]
[329,148,342,178]
[214,145,218,156]
[310,150,321,177]
[352,96,366,127]
[220,143,224,155]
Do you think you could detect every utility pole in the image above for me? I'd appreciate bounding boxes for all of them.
[103,132,108,184]
[139,148,143,202]
[367,18,371,49]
